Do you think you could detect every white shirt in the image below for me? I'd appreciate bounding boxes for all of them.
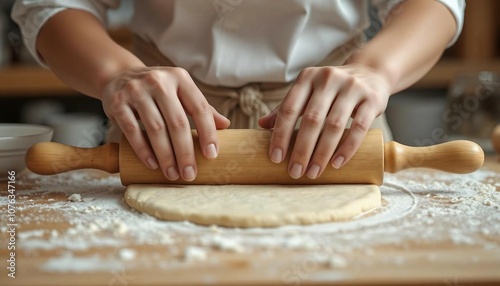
[12,0,465,87]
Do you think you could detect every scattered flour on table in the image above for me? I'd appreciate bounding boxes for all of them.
[68,193,82,202]
[118,248,137,261]
[0,168,499,273]
[328,255,348,269]
[184,246,208,262]
[41,254,123,272]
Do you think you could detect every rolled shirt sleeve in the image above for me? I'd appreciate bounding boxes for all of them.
[371,0,465,47]
[11,0,119,66]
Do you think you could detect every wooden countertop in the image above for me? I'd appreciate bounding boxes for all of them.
[1,157,499,286]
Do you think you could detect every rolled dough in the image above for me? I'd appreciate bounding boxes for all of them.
[124,184,381,228]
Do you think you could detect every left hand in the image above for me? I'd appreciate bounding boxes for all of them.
[258,64,391,179]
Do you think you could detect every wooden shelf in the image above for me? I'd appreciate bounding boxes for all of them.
[2,58,499,97]
[414,59,500,89]
[0,65,77,96]
[0,27,133,97]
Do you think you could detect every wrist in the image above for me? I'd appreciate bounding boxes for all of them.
[345,50,398,94]
[95,56,146,100]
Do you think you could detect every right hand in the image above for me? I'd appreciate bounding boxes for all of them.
[101,66,230,181]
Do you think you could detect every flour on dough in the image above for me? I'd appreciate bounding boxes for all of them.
[124,184,381,228]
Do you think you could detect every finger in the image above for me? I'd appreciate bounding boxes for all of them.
[178,78,221,161]
[288,89,337,179]
[134,96,179,181]
[269,82,312,164]
[258,106,278,129]
[113,105,159,170]
[305,96,357,179]
[211,106,231,129]
[331,102,376,169]
[154,86,197,181]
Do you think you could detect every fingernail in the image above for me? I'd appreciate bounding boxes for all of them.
[306,164,321,179]
[332,156,345,169]
[205,143,218,159]
[183,166,196,181]
[146,157,159,169]
[290,163,303,179]
[271,148,283,163]
[166,166,179,180]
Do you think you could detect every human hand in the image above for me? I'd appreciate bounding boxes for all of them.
[102,66,230,181]
[258,64,391,179]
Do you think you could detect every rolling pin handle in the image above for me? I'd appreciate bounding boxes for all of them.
[384,140,484,174]
[25,142,120,175]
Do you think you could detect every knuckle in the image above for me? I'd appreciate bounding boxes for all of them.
[292,147,309,160]
[113,109,140,135]
[270,127,290,148]
[302,110,324,127]
[147,119,166,134]
[324,114,345,132]
[125,82,145,103]
[108,92,127,111]
[122,121,140,134]
[345,76,360,88]
[170,115,189,130]
[200,128,217,141]
[342,140,358,154]
[311,68,336,89]
[299,67,314,78]
[271,127,287,142]
[143,70,163,90]
[351,119,370,132]
[178,151,195,163]
[320,67,336,79]
[278,101,299,118]
[297,67,319,82]
[171,67,190,79]
[113,107,127,120]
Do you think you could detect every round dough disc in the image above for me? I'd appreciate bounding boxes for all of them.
[124,184,381,228]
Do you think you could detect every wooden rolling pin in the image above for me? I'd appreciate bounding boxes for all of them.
[25,129,484,186]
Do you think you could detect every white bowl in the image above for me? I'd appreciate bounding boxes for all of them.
[0,124,53,180]
[46,112,103,147]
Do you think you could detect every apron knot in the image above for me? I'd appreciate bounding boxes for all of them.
[218,84,273,128]
[239,84,270,117]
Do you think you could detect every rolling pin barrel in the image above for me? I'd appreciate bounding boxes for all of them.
[26,129,484,186]
[119,129,384,185]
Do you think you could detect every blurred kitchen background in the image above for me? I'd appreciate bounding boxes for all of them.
[0,0,499,151]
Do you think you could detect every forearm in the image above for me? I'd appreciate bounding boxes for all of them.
[345,0,457,93]
[37,9,145,99]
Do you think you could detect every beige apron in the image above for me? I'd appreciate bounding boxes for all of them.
[107,34,392,142]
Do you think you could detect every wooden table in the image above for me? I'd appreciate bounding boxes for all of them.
[1,157,499,286]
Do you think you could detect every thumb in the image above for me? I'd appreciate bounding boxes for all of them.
[258,107,278,129]
[212,107,231,129]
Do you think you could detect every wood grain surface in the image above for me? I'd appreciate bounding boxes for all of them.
[26,129,484,186]
[0,157,499,286]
